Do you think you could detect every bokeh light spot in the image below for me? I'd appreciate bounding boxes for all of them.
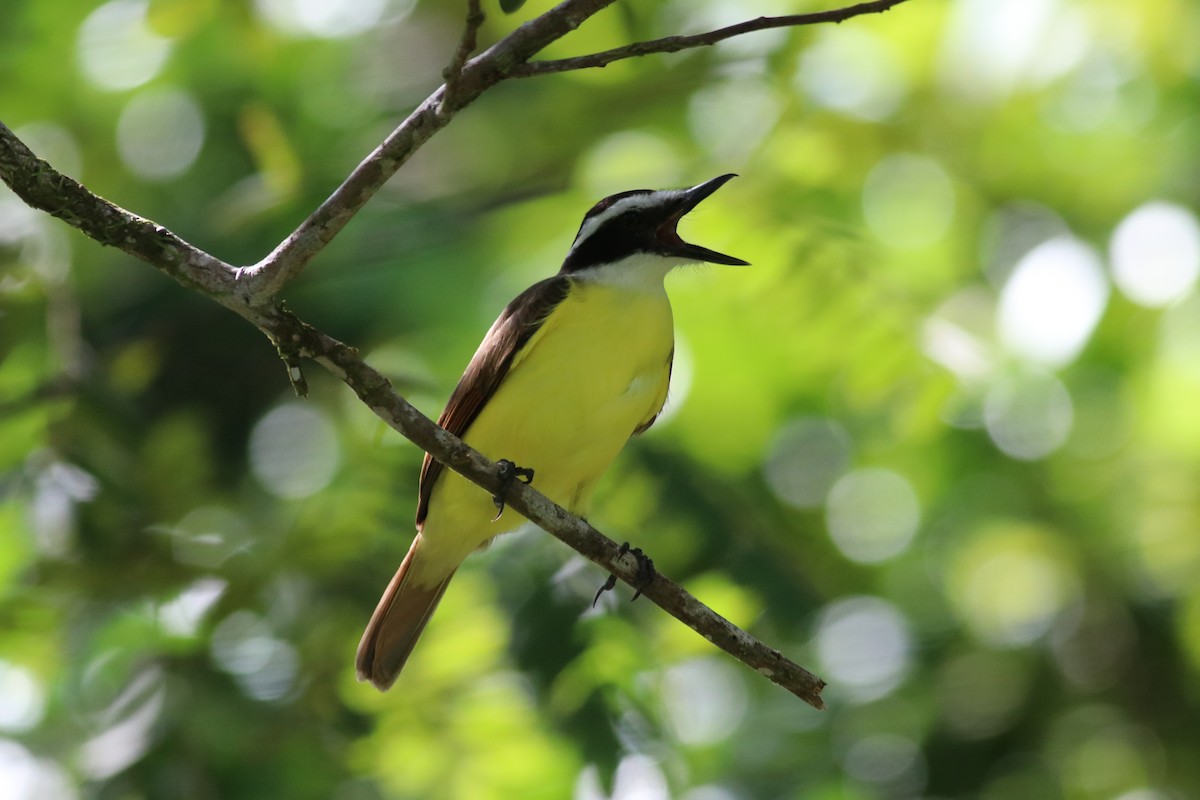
[826,468,920,564]
[31,460,99,558]
[0,187,40,246]
[981,202,1070,288]
[1043,53,1127,133]
[862,154,955,249]
[798,28,907,121]
[1110,201,1200,307]
[578,131,684,198]
[1115,791,1172,800]
[984,370,1073,460]
[998,236,1108,366]
[763,416,852,509]
[0,740,76,800]
[77,0,172,91]
[0,663,46,733]
[1052,712,1155,798]
[947,523,1079,647]
[816,596,912,702]
[210,611,299,702]
[576,754,669,800]
[79,668,165,780]
[679,787,739,800]
[253,0,393,39]
[688,79,780,163]
[939,0,1088,100]
[660,658,747,746]
[171,506,253,568]
[116,88,205,181]
[249,403,341,499]
[938,650,1030,739]
[922,287,998,382]
[1160,293,1200,366]
[1133,492,1200,599]
[158,578,227,638]
[842,734,926,793]
[1051,596,1135,692]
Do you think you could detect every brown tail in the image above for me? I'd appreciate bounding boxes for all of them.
[355,534,455,691]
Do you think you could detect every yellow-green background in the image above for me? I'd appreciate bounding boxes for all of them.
[2,0,1199,798]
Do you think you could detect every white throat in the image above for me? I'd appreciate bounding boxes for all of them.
[572,252,682,293]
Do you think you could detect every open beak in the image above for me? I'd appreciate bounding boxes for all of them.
[658,173,750,266]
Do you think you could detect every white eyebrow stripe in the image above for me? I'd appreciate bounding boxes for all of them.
[568,189,684,255]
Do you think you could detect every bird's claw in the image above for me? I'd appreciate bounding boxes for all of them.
[593,542,656,606]
[592,573,618,607]
[491,459,534,521]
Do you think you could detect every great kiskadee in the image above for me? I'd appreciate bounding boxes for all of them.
[356,174,747,690]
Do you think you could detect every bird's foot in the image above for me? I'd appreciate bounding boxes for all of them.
[627,544,656,601]
[491,459,535,521]
[592,542,657,606]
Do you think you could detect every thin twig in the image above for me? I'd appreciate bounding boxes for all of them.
[207,0,908,299]
[510,0,913,76]
[442,0,486,112]
[237,0,620,299]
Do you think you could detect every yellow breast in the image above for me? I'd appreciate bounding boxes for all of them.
[421,277,673,563]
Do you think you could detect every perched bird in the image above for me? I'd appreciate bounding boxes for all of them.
[356,174,747,690]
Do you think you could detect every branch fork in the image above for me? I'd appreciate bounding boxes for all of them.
[1,0,914,710]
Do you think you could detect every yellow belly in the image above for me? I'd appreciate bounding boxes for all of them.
[418,279,673,571]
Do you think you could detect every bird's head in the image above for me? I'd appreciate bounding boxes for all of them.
[560,174,749,278]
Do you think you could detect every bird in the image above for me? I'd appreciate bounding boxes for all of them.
[356,174,748,690]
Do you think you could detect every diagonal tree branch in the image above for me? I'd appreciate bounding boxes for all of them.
[268,307,827,707]
[510,0,913,76]
[0,120,826,709]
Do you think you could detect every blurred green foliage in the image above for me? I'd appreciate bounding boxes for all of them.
[3,0,1200,798]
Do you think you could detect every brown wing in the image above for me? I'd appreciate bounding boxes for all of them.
[415,275,572,528]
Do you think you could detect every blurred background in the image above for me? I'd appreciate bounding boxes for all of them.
[3,0,1200,797]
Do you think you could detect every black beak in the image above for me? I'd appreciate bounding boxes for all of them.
[660,173,750,266]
